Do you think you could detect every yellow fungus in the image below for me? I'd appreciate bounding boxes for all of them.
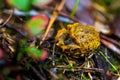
[55,23,100,58]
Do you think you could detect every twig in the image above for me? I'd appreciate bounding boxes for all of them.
[101,39,120,56]
[57,65,104,73]
[5,23,26,37]
[39,0,65,45]
[42,3,79,22]
[58,11,79,22]
[88,72,93,80]
[52,43,56,66]
[24,60,46,80]
[46,69,59,80]
[101,34,120,47]
[73,68,104,73]
[0,9,13,27]
[36,3,79,22]
[79,53,95,68]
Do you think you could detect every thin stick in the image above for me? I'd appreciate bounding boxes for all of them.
[101,39,120,55]
[0,9,13,27]
[39,0,65,45]
[24,60,46,80]
[101,34,120,47]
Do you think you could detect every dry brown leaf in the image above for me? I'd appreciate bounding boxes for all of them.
[94,21,111,34]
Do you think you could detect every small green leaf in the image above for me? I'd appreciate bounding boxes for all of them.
[7,0,31,11]
[26,47,43,58]
[27,18,44,35]
[26,14,49,36]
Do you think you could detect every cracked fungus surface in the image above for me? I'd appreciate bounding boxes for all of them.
[55,23,100,58]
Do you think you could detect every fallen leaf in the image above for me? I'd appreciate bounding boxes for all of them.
[94,21,111,34]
